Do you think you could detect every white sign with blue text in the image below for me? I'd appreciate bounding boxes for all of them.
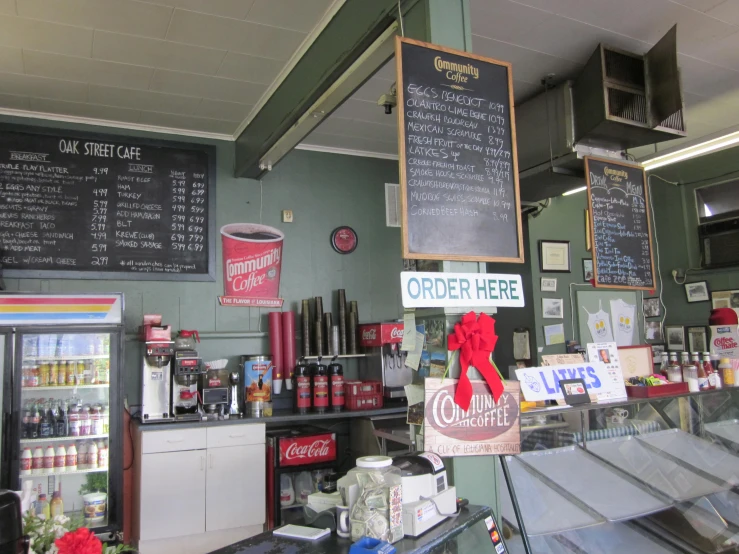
[401,272,524,309]
[515,362,627,402]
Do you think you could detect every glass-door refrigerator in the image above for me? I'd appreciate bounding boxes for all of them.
[0,293,124,534]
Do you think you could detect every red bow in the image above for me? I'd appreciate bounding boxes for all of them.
[447,311,502,410]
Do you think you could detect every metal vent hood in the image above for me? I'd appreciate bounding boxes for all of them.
[516,26,685,202]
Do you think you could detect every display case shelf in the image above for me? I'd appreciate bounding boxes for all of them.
[706,419,739,450]
[22,384,109,391]
[303,354,366,359]
[22,467,107,478]
[23,354,110,361]
[21,434,108,444]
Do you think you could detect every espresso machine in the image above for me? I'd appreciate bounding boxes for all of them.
[171,350,204,421]
[199,366,230,419]
[140,340,175,423]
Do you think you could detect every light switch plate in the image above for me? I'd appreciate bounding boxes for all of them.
[282,210,293,223]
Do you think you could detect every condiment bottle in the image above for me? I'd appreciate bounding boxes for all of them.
[50,492,63,517]
[329,356,345,412]
[682,353,699,392]
[719,358,735,388]
[667,354,682,383]
[659,352,669,379]
[704,352,720,389]
[293,358,311,414]
[311,358,329,414]
[694,353,709,390]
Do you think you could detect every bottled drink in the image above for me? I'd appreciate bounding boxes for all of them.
[91,405,103,435]
[75,360,85,385]
[77,442,88,469]
[20,448,32,476]
[682,353,699,392]
[39,402,53,438]
[54,401,67,437]
[36,494,50,519]
[694,353,709,390]
[49,362,58,387]
[32,447,44,475]
[659,353,669,379]
[66,360,77,386]
[329,357,345,412]
[101,404,109,435]
[39,363,50,387]
[88,442,98,469]
[667,354,682,383]
[311,359,329,414]
[50,492,63,517]
[21,402,31,439]
[80,406,91,436]
[98,441,108,469]
[720,358,735,387]
[54,444,66,472]
[65,444,77,471]
[43,445,54,472]
[704,352,720,389]
[57,361,67,386]
[68,404,81,437]
[293,358,311,415]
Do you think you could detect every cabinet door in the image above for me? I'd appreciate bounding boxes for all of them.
[206,444,265,531]
[140,449,206,541]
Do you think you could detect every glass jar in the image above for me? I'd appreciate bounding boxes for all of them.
[347,456,403,543]
[174,330,199,351]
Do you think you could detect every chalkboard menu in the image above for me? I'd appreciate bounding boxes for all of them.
[396,37,523,262]
[586,156,655,290]
[0,126,215,281]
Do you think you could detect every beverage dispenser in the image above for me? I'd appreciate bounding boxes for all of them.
[358,322,412,398]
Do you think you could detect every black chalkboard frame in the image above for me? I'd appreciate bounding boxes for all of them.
[395,36,524,263]
[0,123,216,282]
[585,155,656,291]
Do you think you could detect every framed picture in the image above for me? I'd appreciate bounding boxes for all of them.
[711,289,739,318]
[666,325,685,351]
[540,277,557,292]
[685,281,710,303]
[643,297,661,318]
[542,298,564,319]
[559,379,591,405]
[582,259,594,281]
[687,326,708,353]
[646,321,663,342]
[539,240,571,273]
[651,343,666,363]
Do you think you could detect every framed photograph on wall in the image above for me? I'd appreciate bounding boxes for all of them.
[711,289,739,318]
[666,325,685,351]
[582,259,594,281]
[540,277,557,292]
[687,326,708,353]
[651,343,666,363]
[685,281,710,303]
[643,297,661,318]
[646,321,663,342]
[542,298,564,319]
[539,240,571,273]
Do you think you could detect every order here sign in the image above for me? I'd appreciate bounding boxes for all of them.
[401,272,524,308]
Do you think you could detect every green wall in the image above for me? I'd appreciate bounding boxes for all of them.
[0,115,403,404]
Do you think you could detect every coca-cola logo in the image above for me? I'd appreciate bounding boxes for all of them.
[390,328,404,338]
[285,439,331,460]
[362,329,377,340]
[425,382,518,441]
[715,337,738,349]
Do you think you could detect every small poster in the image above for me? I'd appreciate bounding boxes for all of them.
[515,361,625,402]
[586,342,627,400]
[541,353,585,366]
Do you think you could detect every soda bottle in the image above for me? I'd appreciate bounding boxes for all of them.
[694,353,709,390]
[39,401,53,438]
[311,358,329,414]
[328,357,345,412]
[292,358,311,415]
[54,401,67,437]
[30,402,41,439]
[21,402,31,439]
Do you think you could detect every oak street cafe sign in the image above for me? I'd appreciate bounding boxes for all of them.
[424,378,520,457]
[401,271,525,308]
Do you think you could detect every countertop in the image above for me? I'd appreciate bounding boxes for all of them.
[207,505,492,554]
[135,405,408,430]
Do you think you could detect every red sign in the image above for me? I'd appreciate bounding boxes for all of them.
[359,322,404,347]
[278,433,336,467]
[219,296,284,307]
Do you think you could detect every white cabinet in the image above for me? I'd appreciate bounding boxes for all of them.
[139,449,206,541]
[206,444,265,531]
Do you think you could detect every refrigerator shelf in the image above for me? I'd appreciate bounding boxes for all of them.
[23,354,110,361]
[22,467,107,478]
[22,384,109,391]
[21,434,108,444]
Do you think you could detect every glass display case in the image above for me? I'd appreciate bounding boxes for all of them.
[500,388,739,554]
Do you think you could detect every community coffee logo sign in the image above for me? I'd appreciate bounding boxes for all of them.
[424,378,520,457]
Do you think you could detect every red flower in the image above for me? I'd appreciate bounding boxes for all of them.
[55,528,102,554]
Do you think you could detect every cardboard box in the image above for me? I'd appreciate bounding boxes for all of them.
[710,325,739,358]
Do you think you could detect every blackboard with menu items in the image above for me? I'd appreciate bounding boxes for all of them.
[396,37,523,262]
[0,125,215,281]
[586,156,655,290]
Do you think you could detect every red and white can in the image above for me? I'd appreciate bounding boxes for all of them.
[221,223,284,298]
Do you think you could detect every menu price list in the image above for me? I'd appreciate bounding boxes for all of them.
[0,128,211,277]
[587,158,654,289]
[398,39,521,261]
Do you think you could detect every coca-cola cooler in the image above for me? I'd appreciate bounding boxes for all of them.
[266,427,338,528]
[359,322,412,398]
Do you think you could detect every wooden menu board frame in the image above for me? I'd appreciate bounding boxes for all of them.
[395,37,524,263]
[585,156,656,291]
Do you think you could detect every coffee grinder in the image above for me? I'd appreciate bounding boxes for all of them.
[171,350,204,421]
[140,341,175,423]
[199,366,230,420]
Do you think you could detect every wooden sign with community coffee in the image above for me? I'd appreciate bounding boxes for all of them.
[396,37,523,263]
[424,378,520,457]
[0,125,215,280]
[585,156,655,290]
